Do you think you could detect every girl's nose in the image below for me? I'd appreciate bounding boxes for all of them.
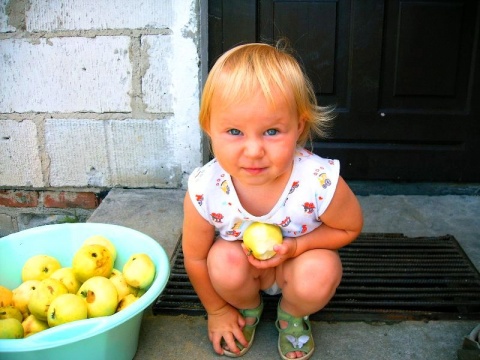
[244,137,264,158]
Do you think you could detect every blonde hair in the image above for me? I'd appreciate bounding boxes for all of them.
[199,42,334,146]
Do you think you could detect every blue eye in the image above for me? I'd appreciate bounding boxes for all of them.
[265,129,278,136]
[228,129,242,136]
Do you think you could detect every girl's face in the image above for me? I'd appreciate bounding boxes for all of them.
[207,86,305,189]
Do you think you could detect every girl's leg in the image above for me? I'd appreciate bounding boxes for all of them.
[277,248,342,316]
[207,238,273,356]
[207,238,274,310]
[276,249,342,359]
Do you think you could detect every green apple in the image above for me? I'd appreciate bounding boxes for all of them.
[123,253,155,290]
[47,293,88,327]
[50,267,81,294]
[83,235,117,262]
[72,244,114,283]
[21,254,62,281]
[242,222,283,260]
[77,276,118,318]
[12,280,40,319]
[0,306,23,322]
[0,285,13,307]
[22,314,49,337]
[130,287,147,297]
[116,293,139,312]
[109,269,135,301]
[28,278,68,321]
[0,318,24,339]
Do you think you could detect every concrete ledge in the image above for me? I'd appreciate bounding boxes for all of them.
[87,188,185,259]
[349,181,480,196]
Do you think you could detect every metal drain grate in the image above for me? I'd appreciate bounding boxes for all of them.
[153,233,480,321]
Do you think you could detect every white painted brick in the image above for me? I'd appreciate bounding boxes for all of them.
[0,0,16,32]
[107,119,181,187]
[46,119,110,187]
[170,2,204,180]
[142,35,174,113]
[46,119,182,187]
[0,37,131,113]
[0,120,43,187]
[27,0,174,31]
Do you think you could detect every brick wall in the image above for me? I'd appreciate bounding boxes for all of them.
[0,0,205,236]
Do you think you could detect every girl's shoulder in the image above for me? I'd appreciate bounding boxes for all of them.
[294,148,339,173]
[189,158,223,185]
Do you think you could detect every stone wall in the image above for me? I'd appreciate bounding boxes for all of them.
[0,0,205,235]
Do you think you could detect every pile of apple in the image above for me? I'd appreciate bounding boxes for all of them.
[0,235,156,339]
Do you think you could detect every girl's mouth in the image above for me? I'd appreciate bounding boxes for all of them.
[243,167,266,175]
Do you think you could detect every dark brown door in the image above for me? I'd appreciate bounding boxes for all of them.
[209,0,480,182]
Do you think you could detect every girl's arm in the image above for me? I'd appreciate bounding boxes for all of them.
[293,175,363,254]
[245,176,363,268]
[182,191,226,314]
[182,191,248,355]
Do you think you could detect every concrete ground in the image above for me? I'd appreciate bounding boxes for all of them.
[87,188,480,360]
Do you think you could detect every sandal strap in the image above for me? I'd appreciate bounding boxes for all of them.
[276,301,314,359]
[223,297,264,357]
[238,298,264,327]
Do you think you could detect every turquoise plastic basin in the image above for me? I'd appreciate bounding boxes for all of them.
[0,223,170,360]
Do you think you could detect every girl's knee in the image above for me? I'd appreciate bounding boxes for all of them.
[207,240,250,288]
[285,250,342,302]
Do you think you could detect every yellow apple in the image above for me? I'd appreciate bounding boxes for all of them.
[22,314,49,337]
[28,278,68,321]
[0,318,24,339]
[0,285,13,307]
[242,222,283,260]
[72,244,114,283]
[83,235,117,262]
[109,269,135,301]
[116,293,139,312]
[50,267,81,294]
[21,254,62,281]
[77,276,118,318]
[0,306,23,322]
[47,293,88,327]
[123,253,155,290]
[12,280,40,319]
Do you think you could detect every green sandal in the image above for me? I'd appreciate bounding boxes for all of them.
[275,300,315,360]
[223,298,264,357]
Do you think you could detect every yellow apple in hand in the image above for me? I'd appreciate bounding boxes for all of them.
[47,293,88,327]
[21,254,62,281]
[77,276,118,318]
[12,280,40,319]
[0,285,13,307]
[0,318,24,339]
[242,222,283,260]
[22,314,49,337]
[50,267,81,294]
[123,254,155,290]
[83,235,117,262]
[72,244,114,283]
[28,278,68,321]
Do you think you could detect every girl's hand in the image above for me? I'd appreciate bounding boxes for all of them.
[241,237,297,269]
[207,303,247,355]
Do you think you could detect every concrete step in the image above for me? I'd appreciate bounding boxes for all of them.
[87,188,480,360]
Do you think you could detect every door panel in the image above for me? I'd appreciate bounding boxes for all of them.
[208,0,480,181]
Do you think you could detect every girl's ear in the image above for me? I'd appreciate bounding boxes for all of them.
[297,114,307,138]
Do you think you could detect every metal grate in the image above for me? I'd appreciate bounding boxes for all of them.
[153,233,480,321]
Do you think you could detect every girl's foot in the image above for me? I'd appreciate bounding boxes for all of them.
[275,299,314,360]
[223,298,264,357]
